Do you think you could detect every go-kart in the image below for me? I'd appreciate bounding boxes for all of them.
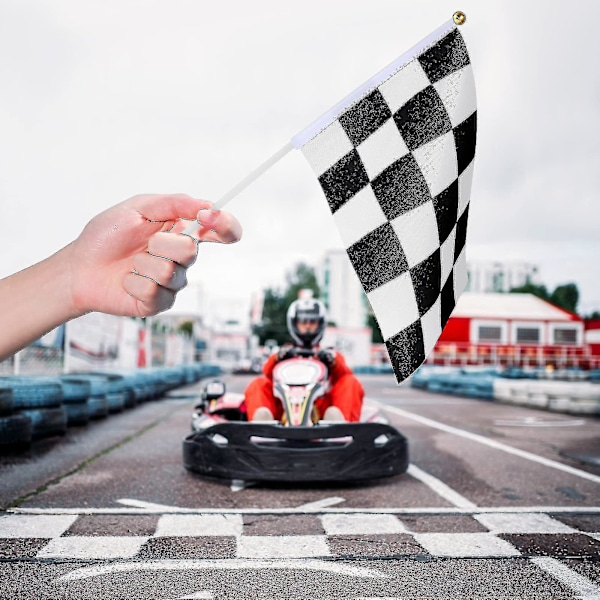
[182,350,409,482]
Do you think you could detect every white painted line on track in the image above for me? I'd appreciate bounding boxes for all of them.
[154,514,244,537]
[56,559,389,582]
[11,505,600,515]
[474,512,578,534]
[371,400,600,484]
[237,535,330,558]
[175,593,214,600]
[297,497,346,510]
[320,513,406,535]
[118,499,183,511]
[0,514,77,538]
[407,464,477,508]
[37,536,149,559]
[531,557,600,600]
[412,532,521,558]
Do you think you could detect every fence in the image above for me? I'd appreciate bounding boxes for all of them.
[0,314,194,376]
[427,342,600,370]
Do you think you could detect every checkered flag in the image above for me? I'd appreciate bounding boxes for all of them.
[292,21,477,383]
[182,17,476,384]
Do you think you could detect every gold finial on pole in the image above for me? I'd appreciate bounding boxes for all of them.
[453,11,466,25]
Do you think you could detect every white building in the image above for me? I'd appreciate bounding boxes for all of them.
[466,261,541,294]
[318,249,367,329]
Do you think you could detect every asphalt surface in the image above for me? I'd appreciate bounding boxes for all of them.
[1,373,599,599]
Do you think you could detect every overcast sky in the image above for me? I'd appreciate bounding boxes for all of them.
[1,0,599,325]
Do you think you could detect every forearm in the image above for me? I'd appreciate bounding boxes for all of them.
[0,244,81,361]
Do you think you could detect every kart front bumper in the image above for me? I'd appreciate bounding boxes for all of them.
[182,421,408,482]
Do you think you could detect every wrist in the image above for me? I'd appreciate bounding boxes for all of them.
[46,243,87,321]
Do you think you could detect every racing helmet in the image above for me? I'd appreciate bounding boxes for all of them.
[286,298,326,348]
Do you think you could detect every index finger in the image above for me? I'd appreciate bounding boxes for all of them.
[129,194,213,223]
[178,209,242,244]
[197,209,242,244]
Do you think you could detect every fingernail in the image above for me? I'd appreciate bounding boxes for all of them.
[197,209,219,228]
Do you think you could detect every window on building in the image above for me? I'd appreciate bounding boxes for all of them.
[478,326,502,342]
[553,328,578,344]
[516,327,541,344]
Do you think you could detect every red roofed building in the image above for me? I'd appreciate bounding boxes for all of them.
[428,293,598,369]
[585,319,600,358]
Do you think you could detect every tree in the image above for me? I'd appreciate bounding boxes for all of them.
[282,262,321,309]
[253,262,321,346]
[253,287,288,345]
[509,282,550,301]
[177,320,194,338]
[510,282,580,314]
[550,283,579,314]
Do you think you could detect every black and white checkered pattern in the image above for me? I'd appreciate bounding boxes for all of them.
[1,511,598,561]
[300,27,477,383]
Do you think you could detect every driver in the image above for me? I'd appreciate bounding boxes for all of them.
[245,298,364,422]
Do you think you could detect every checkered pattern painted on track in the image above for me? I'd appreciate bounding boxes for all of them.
[1,510,599,561]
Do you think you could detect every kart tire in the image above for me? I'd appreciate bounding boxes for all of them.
[0,377,63,409]
[87,396,109,419]
[67,375,109,397]
[103,375,136,408]
[122,389,137,409]
[85,373,137,408]
[59,377,92,402]
[106,392,125,413]
[64,401,90,426]
[0,387,14,416]
[19,407,68,438]
[0,413,32,447]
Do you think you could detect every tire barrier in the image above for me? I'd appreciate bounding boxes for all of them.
[59,376,92,426]
[411,366,600,415]
[106,392,126,413]
[493,379,600,415]
[0,387,14,416]
[63,401,91,426]
[353,364,395,375]
[0,413,32,447]
[0,376,63,409]
[0,362,217,451]
[20,407,68,438]
[87,396,109,420]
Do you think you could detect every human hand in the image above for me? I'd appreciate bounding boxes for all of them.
[317,348,336,367]
[64,194,242,318]
[277,345,298,362]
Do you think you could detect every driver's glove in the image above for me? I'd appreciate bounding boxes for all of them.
[277,345,298,361]
[317,348,336,367]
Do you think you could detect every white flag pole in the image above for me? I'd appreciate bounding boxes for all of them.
[181,142,293,236]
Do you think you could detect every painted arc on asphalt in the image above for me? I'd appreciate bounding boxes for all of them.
[57,559,389,582]
[492,417,586,427]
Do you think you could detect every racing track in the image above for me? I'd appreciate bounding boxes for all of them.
[1,373,599,599]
